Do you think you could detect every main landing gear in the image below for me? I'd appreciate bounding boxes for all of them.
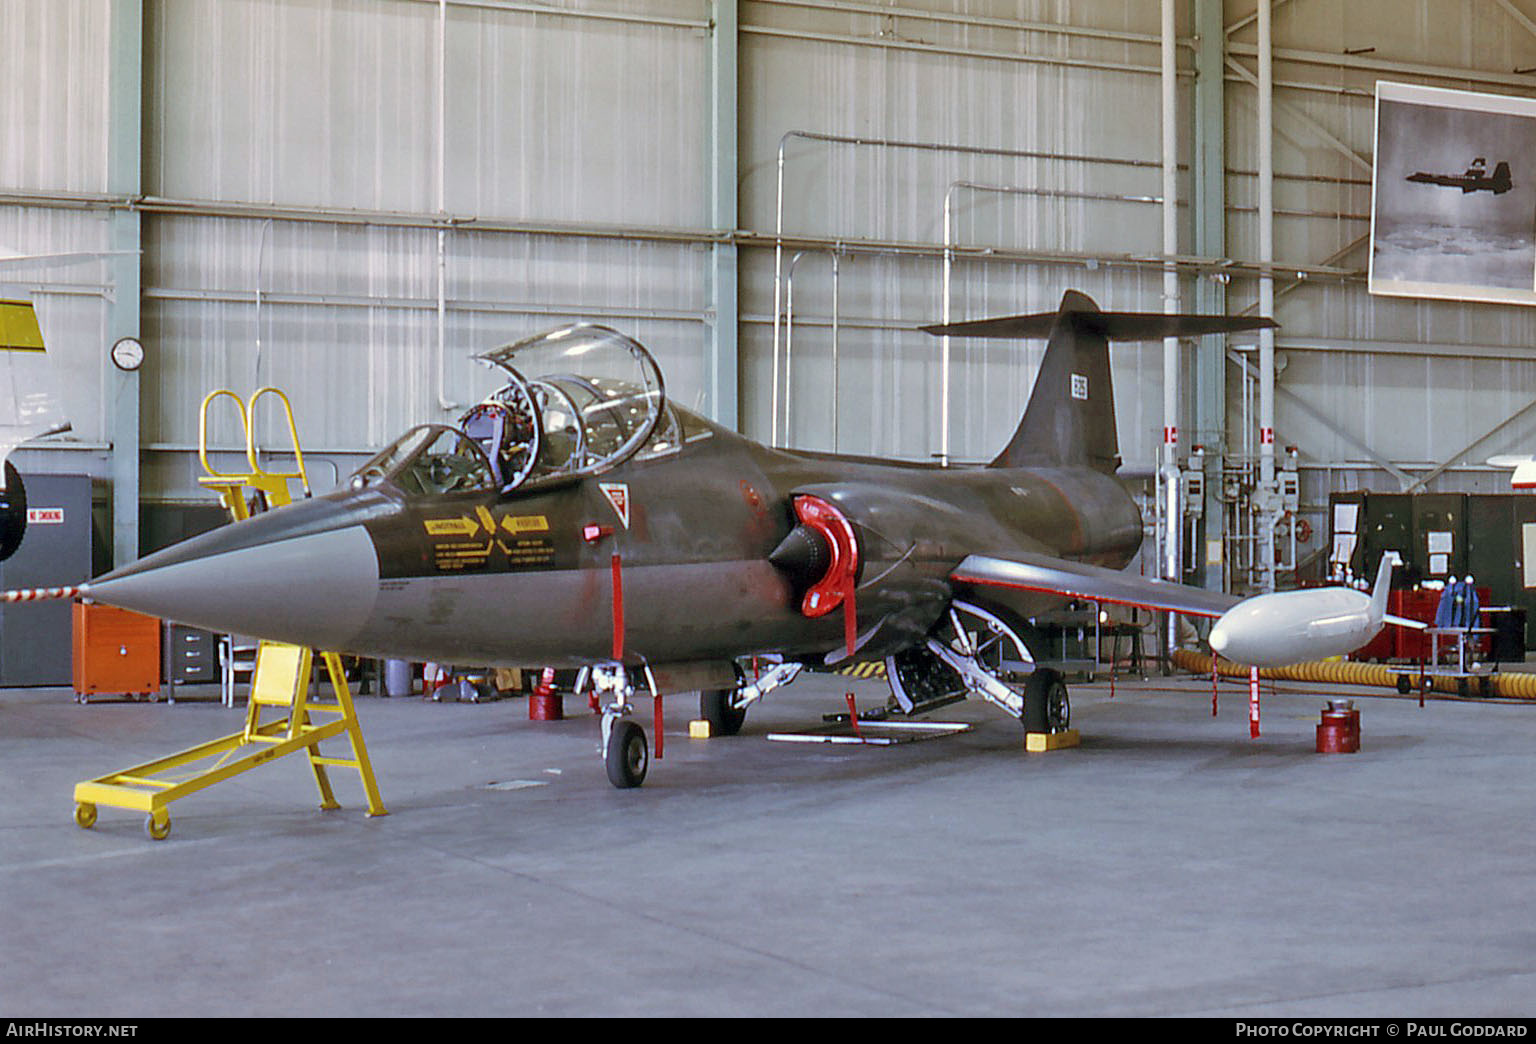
[888,599,1069,733]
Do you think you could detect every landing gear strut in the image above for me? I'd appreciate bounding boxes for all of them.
[699,660,802,736]
[890,599,1070,734]
[912,600,1035,719]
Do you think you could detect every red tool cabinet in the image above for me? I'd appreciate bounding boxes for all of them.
[72,602,161,700]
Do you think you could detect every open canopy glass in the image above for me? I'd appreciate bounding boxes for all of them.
[353,324,669,497]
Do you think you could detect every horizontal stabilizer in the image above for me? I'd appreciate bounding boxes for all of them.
[951,552,1240,619]
[922,310,1277,341]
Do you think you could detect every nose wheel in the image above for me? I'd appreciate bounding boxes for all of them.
[604,719,649,788]
[592,664,652,789]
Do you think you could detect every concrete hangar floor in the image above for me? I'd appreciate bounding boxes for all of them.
[2,668,1533,1018]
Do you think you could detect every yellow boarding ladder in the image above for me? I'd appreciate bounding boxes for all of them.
[72,388,386,839]
[73,645,386,839]
[197,386,311,517]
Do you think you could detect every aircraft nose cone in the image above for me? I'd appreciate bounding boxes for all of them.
[87,521,379,651]
[1208,625,1230,654]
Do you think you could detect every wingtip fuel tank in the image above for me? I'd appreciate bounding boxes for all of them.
[1207,555,1403,668]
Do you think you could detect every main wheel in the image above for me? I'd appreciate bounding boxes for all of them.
[699,688,747,736]
[605,720,649,789]
[1023,668,1070,734]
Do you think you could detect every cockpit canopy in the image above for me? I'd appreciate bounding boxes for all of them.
[352,324,671,497]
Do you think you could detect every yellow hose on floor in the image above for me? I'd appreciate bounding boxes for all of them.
[1169,648,1536,700]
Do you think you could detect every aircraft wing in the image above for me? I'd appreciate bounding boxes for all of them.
[950,551,1240,619]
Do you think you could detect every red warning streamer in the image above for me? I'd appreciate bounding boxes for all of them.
[1,585,87,603]
[610,553,624,661]
[1249,666,1261,738]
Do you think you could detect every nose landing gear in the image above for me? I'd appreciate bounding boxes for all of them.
[592,665,650,789]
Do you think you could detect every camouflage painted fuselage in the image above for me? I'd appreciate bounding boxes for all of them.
[91,418,1142,671]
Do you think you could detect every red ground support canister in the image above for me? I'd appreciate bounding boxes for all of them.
[529,667,563,721]
[1316,700,1360,754]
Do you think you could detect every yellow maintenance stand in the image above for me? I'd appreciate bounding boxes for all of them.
[72,388,386,839]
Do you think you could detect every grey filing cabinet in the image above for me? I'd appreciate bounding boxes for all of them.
[163,622,220,696]
[0,473,93,686]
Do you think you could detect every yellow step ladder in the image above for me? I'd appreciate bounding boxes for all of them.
[73,643,387,839]
[72,387,387,838]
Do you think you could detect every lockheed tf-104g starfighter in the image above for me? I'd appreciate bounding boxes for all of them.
[82,291,1282,787]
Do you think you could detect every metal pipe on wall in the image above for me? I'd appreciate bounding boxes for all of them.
[254,218,272,394]
[782,249,844,451]
[772,128,1179,458]
[784,250,806,441]
[772,139,786,447]
[941,179,1164,464]
[940,191,953,466]
[435,0,459,414]
[831,250,840,452]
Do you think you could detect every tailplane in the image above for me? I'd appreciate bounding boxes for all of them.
[923,290,1277,473]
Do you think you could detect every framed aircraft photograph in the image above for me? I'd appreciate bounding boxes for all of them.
[1370,80,1536,306]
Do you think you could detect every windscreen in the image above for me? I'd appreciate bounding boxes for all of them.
[351,424,497,497]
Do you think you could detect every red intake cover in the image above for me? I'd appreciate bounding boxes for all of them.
[792,494,860,618]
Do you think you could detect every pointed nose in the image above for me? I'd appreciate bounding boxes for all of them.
[87,513,379,651]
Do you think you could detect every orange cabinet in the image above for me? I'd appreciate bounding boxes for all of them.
[72,603,160,700]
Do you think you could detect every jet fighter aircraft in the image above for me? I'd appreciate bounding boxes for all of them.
[1406,157,1513,195]
[82,291,1276,787]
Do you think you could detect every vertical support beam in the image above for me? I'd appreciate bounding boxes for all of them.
[1160,0,1181,655]
[108,0,143,567]
[1192,0,1227,591]
[707,0,740,430]
[1257,0,1277,593]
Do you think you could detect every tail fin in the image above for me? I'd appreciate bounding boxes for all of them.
[922,290,1277,473]
[1369,552,1396,624]
[1493,161,1513,193]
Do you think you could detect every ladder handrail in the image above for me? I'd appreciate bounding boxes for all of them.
[246,387,312,498]
[196,386,313,511]
[196,389,252,483]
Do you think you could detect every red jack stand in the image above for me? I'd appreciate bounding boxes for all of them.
[1316,700,1360,753]
[530,666,562,720]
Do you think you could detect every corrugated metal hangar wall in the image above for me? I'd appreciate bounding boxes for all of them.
[4,0,1536,589]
